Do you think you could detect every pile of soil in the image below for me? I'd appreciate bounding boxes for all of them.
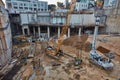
[63,34,91,52]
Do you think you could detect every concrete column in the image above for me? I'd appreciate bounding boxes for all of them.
[28,26,30,35]
[47,26,50,38]
[78,27,81,36]
[22,28,25,35]
[33,27,35,36]
[38,27,41,37]
[58,27,60,38]
[68,28,70,38]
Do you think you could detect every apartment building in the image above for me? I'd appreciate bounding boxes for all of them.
[6,0,48,13]
[0,0,12,69]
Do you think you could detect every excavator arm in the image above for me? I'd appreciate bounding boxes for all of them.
[56,0,76,54]
[46,0,77,56]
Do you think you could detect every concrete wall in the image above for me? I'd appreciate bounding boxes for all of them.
[38,16,50,24]
[20,13,29,25]
[28,14,37,23]
[20,13,37,24]
[69,14,95,26]
[20,13,52,25]
[20,12,106,27]
[0,0,5,7]
[38,12,50,24]
[51,17,66,24]
[104,0,120,33]
[106,15,120,33]
[0,5,12,68]
[104,0,117,7]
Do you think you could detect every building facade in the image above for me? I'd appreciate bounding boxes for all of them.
[6,0,48,13]
[64,0,69,9]
[75,0,89,11]
[0,1,12,69]
[20,8,106,39]
[104,0,117,8]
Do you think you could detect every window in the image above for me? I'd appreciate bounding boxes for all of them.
[24,7,28,9]
[20,3,23,6]
[81,0,87,3]
[29,8,32,10]
[30,3,32,7]
[34,4,37,6]
[14,7,18,9]
[44,3,47,7]
[82,4,83,7]
[41,3,43,6]
[38,4,41,7]
[7,3,12,8]
[45,6,47,9]
[38,9,40,11]
[19,7,23,9]
[24,3,26,6]
[13,2,17,5]
[41,9,43,11]
[34,8,37,11]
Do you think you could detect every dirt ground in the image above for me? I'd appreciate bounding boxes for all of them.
[9,35,120,80]
[32,35,120,80]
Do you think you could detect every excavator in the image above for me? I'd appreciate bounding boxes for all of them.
[45,0,114,69]
[45,0,82,66]
[89,0,114,70]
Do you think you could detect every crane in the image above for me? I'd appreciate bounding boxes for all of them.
[45,0,82,65]
[90,0,114,70]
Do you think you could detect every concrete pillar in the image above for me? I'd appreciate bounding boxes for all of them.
[38,27,41,37]
[47,26,50,38]
[33,27,35,36]
[28,26,30,35]
[78,27,81,36]
[58,27,60,38]
[22,28,25,35]
[68,28,70,38]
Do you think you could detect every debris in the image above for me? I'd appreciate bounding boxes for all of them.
[74,58,82,66]
[97,46,110,53]
[3,35,119,80]
[52,63,61,66]
[73,74,80,80]
[105,52,115,59]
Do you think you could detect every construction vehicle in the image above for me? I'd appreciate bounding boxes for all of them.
[45,0,82,65]
[89,0,114,70]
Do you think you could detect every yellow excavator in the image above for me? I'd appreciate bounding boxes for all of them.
[45,0,82,66]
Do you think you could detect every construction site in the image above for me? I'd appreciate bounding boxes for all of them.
[0,0,120,80]
[1,34,120,80]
